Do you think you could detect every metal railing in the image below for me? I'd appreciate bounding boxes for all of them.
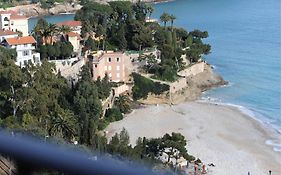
[0,131,157,175]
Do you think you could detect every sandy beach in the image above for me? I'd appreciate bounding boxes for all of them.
[106,102,281,175]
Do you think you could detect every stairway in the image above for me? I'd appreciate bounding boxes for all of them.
[0,156,16,175]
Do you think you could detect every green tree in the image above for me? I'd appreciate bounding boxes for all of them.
[49,107,77,141]
[46,23,58,44]
[132,73,169,100]
[53,42,61,58]
[184,35,193,47]
[74,64,102,145]
[32,18,48,46]
[107,128,130,156]
[59,25,71,36]
[39,45,48,60]
[139,53,158,72]
[105,108,123,122]
[95,74,111,100]
[46,44,56,60]
[162,133,193,163]
[60,42,73,59]
[170,14,176,29]
[146,5,154,19]
[0,47,25,118]
[133,0,148,22]
[114,95,131,114]
[160,12,170,28]
[116,25,127,50]
[85,37,96,51]
[108,1,133,23]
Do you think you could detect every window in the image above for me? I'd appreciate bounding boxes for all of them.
[116,73,120,78]
[24,44,28,47]
[105,66,107,71]
[116,66,120,71]
[108,57,111,62]
[95,64,98,68]
[23,50,29,56]
[109,73,112,77]
[108,66,112,71]
[24,60,27,66]
[116,57,120,62]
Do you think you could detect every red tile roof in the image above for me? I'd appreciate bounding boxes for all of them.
[67,32,81,40]
[0,10,27,19]
[0,29,18,36]
[57,20,82,27]
[10,14,27,20]
[6,36,36,45]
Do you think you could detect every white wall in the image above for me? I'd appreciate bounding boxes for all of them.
[10,19,29,36]
[178,62,206,77]
[0,34,18,42]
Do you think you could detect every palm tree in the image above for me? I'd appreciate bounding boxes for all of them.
[147,5,154,19]
[32,25,44,46]
[59,25,71,35]
[45,23,58,44]
[49,109,77,141]
[160,12,171,28]
[114,95,131,114]
[170,14,176,29]
[32,18,49,45]
[59,25,72,42]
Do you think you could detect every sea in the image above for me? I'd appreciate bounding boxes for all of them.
[27,0,281,151]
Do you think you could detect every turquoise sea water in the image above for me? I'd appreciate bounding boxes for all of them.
[27,0,281,150]
[153,0,281,151]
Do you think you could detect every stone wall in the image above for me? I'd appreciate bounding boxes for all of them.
[52,58,85,83]
[113,84,131,97]
[169,77,187,94]
[178,62,207,78]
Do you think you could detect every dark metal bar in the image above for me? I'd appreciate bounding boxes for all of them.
[0,131,156,175]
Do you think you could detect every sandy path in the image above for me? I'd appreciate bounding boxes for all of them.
[106,102,281,175]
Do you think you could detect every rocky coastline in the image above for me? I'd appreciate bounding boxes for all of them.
[139,63,228,105]
[2,0,174,18]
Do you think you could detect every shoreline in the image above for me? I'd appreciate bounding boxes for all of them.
[106,101,281,174]
[2,0,174,18]
[198,99,281,152]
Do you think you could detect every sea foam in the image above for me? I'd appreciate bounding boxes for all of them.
[198,97,281,153]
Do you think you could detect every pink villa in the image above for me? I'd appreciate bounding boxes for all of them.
[90,51,132,83]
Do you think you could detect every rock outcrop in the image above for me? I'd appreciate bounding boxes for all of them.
[139,63,227,105]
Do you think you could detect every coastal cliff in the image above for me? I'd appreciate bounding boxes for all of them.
[3,0,172,17]
[139,63,227,105]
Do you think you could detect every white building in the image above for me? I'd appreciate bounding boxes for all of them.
[56,20,82,35]
[62,31,81,53]
[1,36,40,67]
[0,29,18,42]
[0,10,29,36]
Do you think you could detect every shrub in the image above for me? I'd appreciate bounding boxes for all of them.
[105,108,123,122]
[97,119,109,131]
[132,73,169,100]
